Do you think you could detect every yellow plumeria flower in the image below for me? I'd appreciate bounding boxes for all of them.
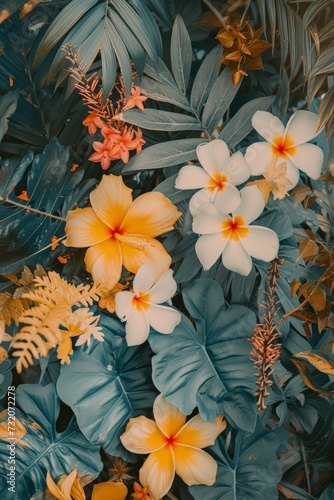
[121,394,226,500]
[245,110,324,189]
[64,174,181,290]
[115,263,181,346]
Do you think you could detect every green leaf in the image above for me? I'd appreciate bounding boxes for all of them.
[0,151,34,199]
[190,45,223,115]
[0,383,102,499]
[219,96,275,148]
[123,138,205,172]
[57,314,157,460]
[149,279,258,431]
[201,67,241,134]
[189,419,282,499]
[0,90,19,142]
[170,15,192,94]
[122,109,203,131]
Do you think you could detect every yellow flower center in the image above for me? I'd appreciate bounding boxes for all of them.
[132,293,150,311]
[208,172,229,191]
[271,135,296,158]
[222,215,249,241]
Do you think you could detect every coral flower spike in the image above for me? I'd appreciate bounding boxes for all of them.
[121,394,226,500]
[175,139,250,215]
[193,185,279,276]
[115,263,181,346]
[64,174,181,290]
[245,110,324,188]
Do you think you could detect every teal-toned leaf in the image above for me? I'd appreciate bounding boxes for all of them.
[190,419,282,500]
[57,314,157,460]
[219,96,275,148]
[309,40,334,78]
[0,90,19,142]
[201,68,241,134]
[170,15,192,94]
[0,359,12,400]
[149,279,257,431]
[123,138,205,172]
[139,76,193,111]
[143,0,173,28]
[0,383,102,500]
[0,151,34,199]
[122,109,203,131]
[128,0,163,56]
[33,0,99,67]
[190,45,224,114]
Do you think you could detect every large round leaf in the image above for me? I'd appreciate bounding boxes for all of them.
[0,383,102,500]
[57,313,157,460]
[149,279,257,431]
[189,419,282,499]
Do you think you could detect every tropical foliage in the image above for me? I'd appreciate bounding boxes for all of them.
[0,1,333,499]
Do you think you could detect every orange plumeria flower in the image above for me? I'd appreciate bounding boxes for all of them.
[123,85,148,111]
[64,174,181,290]
[121,394,226,500]
[132,482,151,500]
[82,112,104,135]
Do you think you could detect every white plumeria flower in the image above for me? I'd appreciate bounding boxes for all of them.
[193,185,279,276]
[245,110,324,189]
[175,139,251,216]
[115,264,181,346]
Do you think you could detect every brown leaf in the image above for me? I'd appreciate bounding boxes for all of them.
[290,278,301,297]
[294,351,334,376]
[245,55,264,70]
[247,180,272,204]
[308,287,326,312]
[225,49,242,61]
[19,0,42,19]
[248,40,272,57]
[216,30,235,48]
[290,184,311,205]
[297,239,318,262]
[290,358,334,396]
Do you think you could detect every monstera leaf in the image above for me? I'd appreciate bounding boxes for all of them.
[57,313,158,460]
[149,279,258,431]
[0,383,102,500]
[189,419,282,500]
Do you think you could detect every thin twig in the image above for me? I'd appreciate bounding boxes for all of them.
[0,197,66,222]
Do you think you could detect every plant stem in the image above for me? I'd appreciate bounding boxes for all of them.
[202,0,228,29]
[0,197,67,222]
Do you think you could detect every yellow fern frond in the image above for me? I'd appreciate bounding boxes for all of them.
[12,301,71,373]
[57,336,73,365]
[32,271,102,306]
[70,308,104,346]
[13,264,47,299]
[0,292,30,325]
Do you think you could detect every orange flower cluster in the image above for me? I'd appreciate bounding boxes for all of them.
[217,19,271,84]
[82,84,147,169]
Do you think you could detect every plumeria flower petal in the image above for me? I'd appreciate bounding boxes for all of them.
[115,264,180,346]
[193,185,279,276]
[121,394,226,500]
[245,110,324,189]
[65,174,180,289]
[176,139,250,216]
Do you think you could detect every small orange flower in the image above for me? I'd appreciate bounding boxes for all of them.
[123,85,148,111]
[82,111,104,135]
[89,140,120,170]
[51,236,60,251]
[131,482,151,500]
[71,164,79,172]
[17,190,29,201]
[9,76,14,87]
[58,255,68,264]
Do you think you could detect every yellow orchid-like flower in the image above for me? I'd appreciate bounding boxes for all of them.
[121,394,226,500]
[46,470,128,500]
[64,174,181,290]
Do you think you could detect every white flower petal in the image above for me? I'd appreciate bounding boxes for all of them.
[193,203,228,234]
[145,304,181,334]
[125,309,150,346]
[224,151,251,185]
[288,143,324,180]
[115,291,135,321]
[251,111,285,143]
[285,110,321,146]
[195,233,229,270]
[133,263,156,295]
[196,139,230,175]
[175,165,210,190]
[222,239,252,276]
[233,185,264,224]
[280,158,300,190]
[149,269,177,304]
[245,142,273,175]
[189,189,212,217]
[213,183,241,214]
[241,226,279,262]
